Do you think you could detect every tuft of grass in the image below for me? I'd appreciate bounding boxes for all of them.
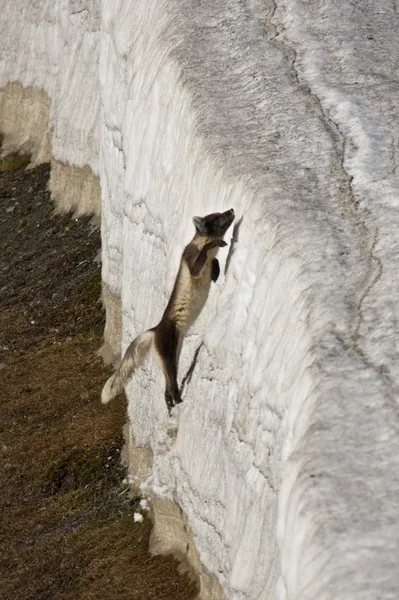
[0,151,31,173]
[44,439,125,495]
[78,273,102,305]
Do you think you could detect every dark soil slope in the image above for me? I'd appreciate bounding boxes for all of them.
[0,156,197,600]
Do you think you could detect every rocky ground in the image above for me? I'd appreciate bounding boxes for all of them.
[0,155,197,600]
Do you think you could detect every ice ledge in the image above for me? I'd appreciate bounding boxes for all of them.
[0,82,100,216]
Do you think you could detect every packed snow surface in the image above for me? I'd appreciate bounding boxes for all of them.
[1,0,399,598]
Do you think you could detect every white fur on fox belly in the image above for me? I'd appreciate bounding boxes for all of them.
[172,257,215,333]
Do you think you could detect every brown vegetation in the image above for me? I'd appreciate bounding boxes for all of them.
[0,157,198,600]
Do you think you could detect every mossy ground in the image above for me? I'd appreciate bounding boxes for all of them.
[0,158,198,600]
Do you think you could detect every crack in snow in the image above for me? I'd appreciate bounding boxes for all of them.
[266,8,393,398]
[230,425,278,494]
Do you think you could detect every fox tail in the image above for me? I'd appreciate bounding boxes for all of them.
[101,329,155,404]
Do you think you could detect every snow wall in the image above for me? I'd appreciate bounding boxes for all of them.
[1,1,399,599]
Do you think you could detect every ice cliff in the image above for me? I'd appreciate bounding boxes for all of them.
[1,0,399,598]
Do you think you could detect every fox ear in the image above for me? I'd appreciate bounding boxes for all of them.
[193,216,206,234]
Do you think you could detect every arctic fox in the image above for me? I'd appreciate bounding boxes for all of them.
[101,209,235,412]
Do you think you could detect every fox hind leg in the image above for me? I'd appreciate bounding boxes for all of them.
[155,321,182,413]
[162,355,182,413]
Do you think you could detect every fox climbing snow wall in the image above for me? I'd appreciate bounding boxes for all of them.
[1,1,399,599]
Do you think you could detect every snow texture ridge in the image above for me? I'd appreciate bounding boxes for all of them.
[1,0,399,599]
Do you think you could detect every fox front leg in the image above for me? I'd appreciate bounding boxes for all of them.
[189,239,227,278]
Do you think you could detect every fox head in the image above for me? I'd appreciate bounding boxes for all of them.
[193,209,235,239]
